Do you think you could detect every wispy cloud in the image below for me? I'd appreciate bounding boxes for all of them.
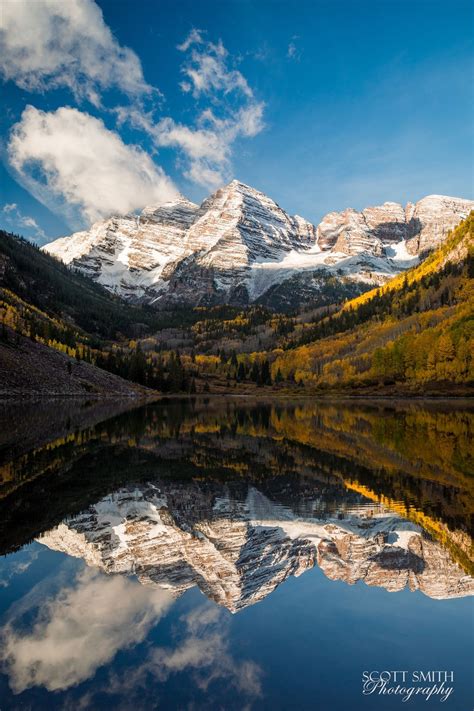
[0,548,39,587]
[149,603,262,696]
[287,36,302,61]
[68,601,263,708]
[177,29,253,99]
[1,202,47,243]
[118,29,265,190]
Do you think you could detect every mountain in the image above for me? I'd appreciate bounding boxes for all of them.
[0,229,185,395]
[1,396,471,574]
[38,481,474,609]
[316,194,471,255]
[41,197,200,302]
[2,210,472,397]
[271,211,474,393]
[43,182,474,309]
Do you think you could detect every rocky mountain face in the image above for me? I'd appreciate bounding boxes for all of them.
[41,197,199,301]
[43,183,473,308]
[38,481,474,611]
[316,196,472,256]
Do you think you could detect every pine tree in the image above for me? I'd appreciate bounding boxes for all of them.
[250,361,260,383]
[237,362,246,382]
[129,344,147,384]
[261,359,272,385]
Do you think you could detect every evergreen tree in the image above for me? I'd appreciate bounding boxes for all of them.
[237,362,246,382]
[129,344,147,384]
[261,359,272,385]
[250,361,260,383]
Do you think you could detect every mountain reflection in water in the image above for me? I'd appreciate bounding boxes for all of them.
[0,397,472,603]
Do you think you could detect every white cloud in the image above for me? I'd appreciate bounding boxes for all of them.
[178,30,252,99]
[287,36,301,61]
[236,102,266,138]
[7,106,179,228]
[151,102,264,189]
[87,602,263,705]
[1,203,47,243]
[118,31,265,189]
[0,0,152,106]
[176,28,204,53]
[60,601,262,709]
[1,12,266,214]
[0,549,39,588]
[148,604,263,697]
[0,568,172,693]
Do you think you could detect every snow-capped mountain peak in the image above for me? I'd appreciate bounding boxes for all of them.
[140,195,199,220]
[42,184,473,308]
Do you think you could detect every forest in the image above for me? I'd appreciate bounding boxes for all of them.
[270,212,474,393]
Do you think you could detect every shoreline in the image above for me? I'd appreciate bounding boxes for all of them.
[1,391,473,405]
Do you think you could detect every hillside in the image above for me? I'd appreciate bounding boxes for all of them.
[0,232,160,398]
[0,230,196,339]
[0,326,151,398]
[270,213,474,394]
[0,230,147,339]
[0,231,206,394]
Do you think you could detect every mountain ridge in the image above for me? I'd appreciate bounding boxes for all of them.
[1,211,473,397]
[43,182,474,309]
[38,481,474,608]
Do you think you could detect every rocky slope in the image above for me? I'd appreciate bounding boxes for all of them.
[0,328,149,399]
[39,481,474,609]
[43,183,473,308]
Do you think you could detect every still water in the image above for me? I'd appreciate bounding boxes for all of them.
[0,398,472,710]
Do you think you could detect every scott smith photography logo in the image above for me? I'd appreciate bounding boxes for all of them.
[362,670,455,703]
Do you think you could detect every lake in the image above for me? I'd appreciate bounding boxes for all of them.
[0,397,472,710]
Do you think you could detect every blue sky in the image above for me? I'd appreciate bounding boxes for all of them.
[0,0,473,243]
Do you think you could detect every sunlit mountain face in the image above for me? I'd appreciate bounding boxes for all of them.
[0,398,472,708]
[36,478,473,609]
